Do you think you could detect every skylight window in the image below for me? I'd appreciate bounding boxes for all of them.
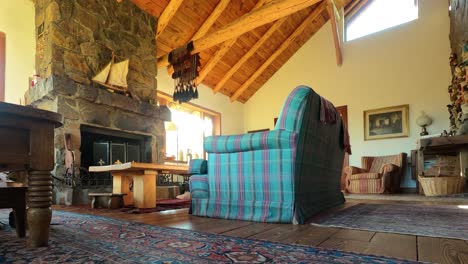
[346,0,418,41]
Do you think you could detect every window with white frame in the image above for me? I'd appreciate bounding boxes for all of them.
[158,92,220,164]
[346,0,418,41]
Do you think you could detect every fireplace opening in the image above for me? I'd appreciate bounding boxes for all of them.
[80,125,152,188]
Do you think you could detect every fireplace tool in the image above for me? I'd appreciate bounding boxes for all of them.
[63,133,77,187]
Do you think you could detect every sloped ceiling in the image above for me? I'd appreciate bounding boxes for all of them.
[131,0,366,103]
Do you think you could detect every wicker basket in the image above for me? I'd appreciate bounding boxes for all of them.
[418,176,466,196]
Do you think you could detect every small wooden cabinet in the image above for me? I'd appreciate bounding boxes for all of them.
[416,135,468,194]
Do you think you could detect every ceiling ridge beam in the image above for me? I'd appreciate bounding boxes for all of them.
[193,0,269,85]
[213,16,288,94]
[230,2,327,102]
[156,0,184,39]
[158,0,231,58]
[157,0,324,67]
[327,0,343,66]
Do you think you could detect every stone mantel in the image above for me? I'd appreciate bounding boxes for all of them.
[25,74,170,174]
[25,75,170,121]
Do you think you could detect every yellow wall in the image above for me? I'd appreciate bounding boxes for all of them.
[0,0,35,104]
[157,70,245,135]
[244,0,451,187]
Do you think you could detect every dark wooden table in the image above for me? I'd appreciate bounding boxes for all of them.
[0,102,62,247]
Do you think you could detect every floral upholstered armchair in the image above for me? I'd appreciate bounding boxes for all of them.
[189,86,348,224]
[344,153,407,194]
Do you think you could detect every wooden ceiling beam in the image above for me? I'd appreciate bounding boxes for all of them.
[230,2,327,102]
[195,38,237,85]
[345,0,370,17]
[327,0,343,66]
[157,0,325,67]
[195,0,268,85]
[192,0,231,40]
[156,0,184,39]
[158,0,231,59]
[213,17,288,94]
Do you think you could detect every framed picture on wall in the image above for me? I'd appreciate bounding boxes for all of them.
[364,104,409,140]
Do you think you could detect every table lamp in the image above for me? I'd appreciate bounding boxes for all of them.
[416,111,432,136]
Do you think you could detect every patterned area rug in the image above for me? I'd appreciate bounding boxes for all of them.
[0,210,417,263]
[311,203,468,241]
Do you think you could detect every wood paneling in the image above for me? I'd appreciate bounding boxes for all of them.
[156,0,185,39]
[230,3,327,101]
[131,0,358,102]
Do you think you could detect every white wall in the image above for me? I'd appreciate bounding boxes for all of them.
[243,0,452,187]
[0,0,35,104]
[157,70,245,135]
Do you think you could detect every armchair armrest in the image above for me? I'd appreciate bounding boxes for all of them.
[378,164,401,193]
[379,164,399,175]
[343,166,368,177]
[204,130,297,153]
[188,159,207,174]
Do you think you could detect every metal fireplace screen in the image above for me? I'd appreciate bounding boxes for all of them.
[80,126,151,189]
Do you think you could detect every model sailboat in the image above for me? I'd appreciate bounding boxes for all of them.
[92,53,129,94]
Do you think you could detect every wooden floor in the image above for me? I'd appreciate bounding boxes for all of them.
[55,199,468,264]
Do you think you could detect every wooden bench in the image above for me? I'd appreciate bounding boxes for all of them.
[89,193,126,209]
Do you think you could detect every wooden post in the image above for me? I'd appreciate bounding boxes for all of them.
[132,171,157,209]
[27,170,53,247]
[112,172,133,206]
[327,0,343,66]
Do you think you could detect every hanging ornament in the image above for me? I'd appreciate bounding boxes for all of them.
[168,41,200,103]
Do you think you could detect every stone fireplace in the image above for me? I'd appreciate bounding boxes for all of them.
[27,0,169,204]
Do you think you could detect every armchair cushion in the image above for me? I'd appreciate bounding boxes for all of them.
[204,130,296,153]
[369,155,402,173]
[349,173,380,180]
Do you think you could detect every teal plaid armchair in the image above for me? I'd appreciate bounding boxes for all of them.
[190,86,346,223]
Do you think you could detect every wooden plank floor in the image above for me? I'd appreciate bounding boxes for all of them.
[54,199,468,263]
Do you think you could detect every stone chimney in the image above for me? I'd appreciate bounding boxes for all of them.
[27,0,170,203]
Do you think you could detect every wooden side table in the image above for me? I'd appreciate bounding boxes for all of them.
[0,102,62,247]
[417,135,468,194]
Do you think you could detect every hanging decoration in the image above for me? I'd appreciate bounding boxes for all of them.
[168,41,200,103]
[447,43,468,135]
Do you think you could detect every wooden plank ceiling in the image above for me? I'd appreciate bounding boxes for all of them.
[131,0,361,103]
